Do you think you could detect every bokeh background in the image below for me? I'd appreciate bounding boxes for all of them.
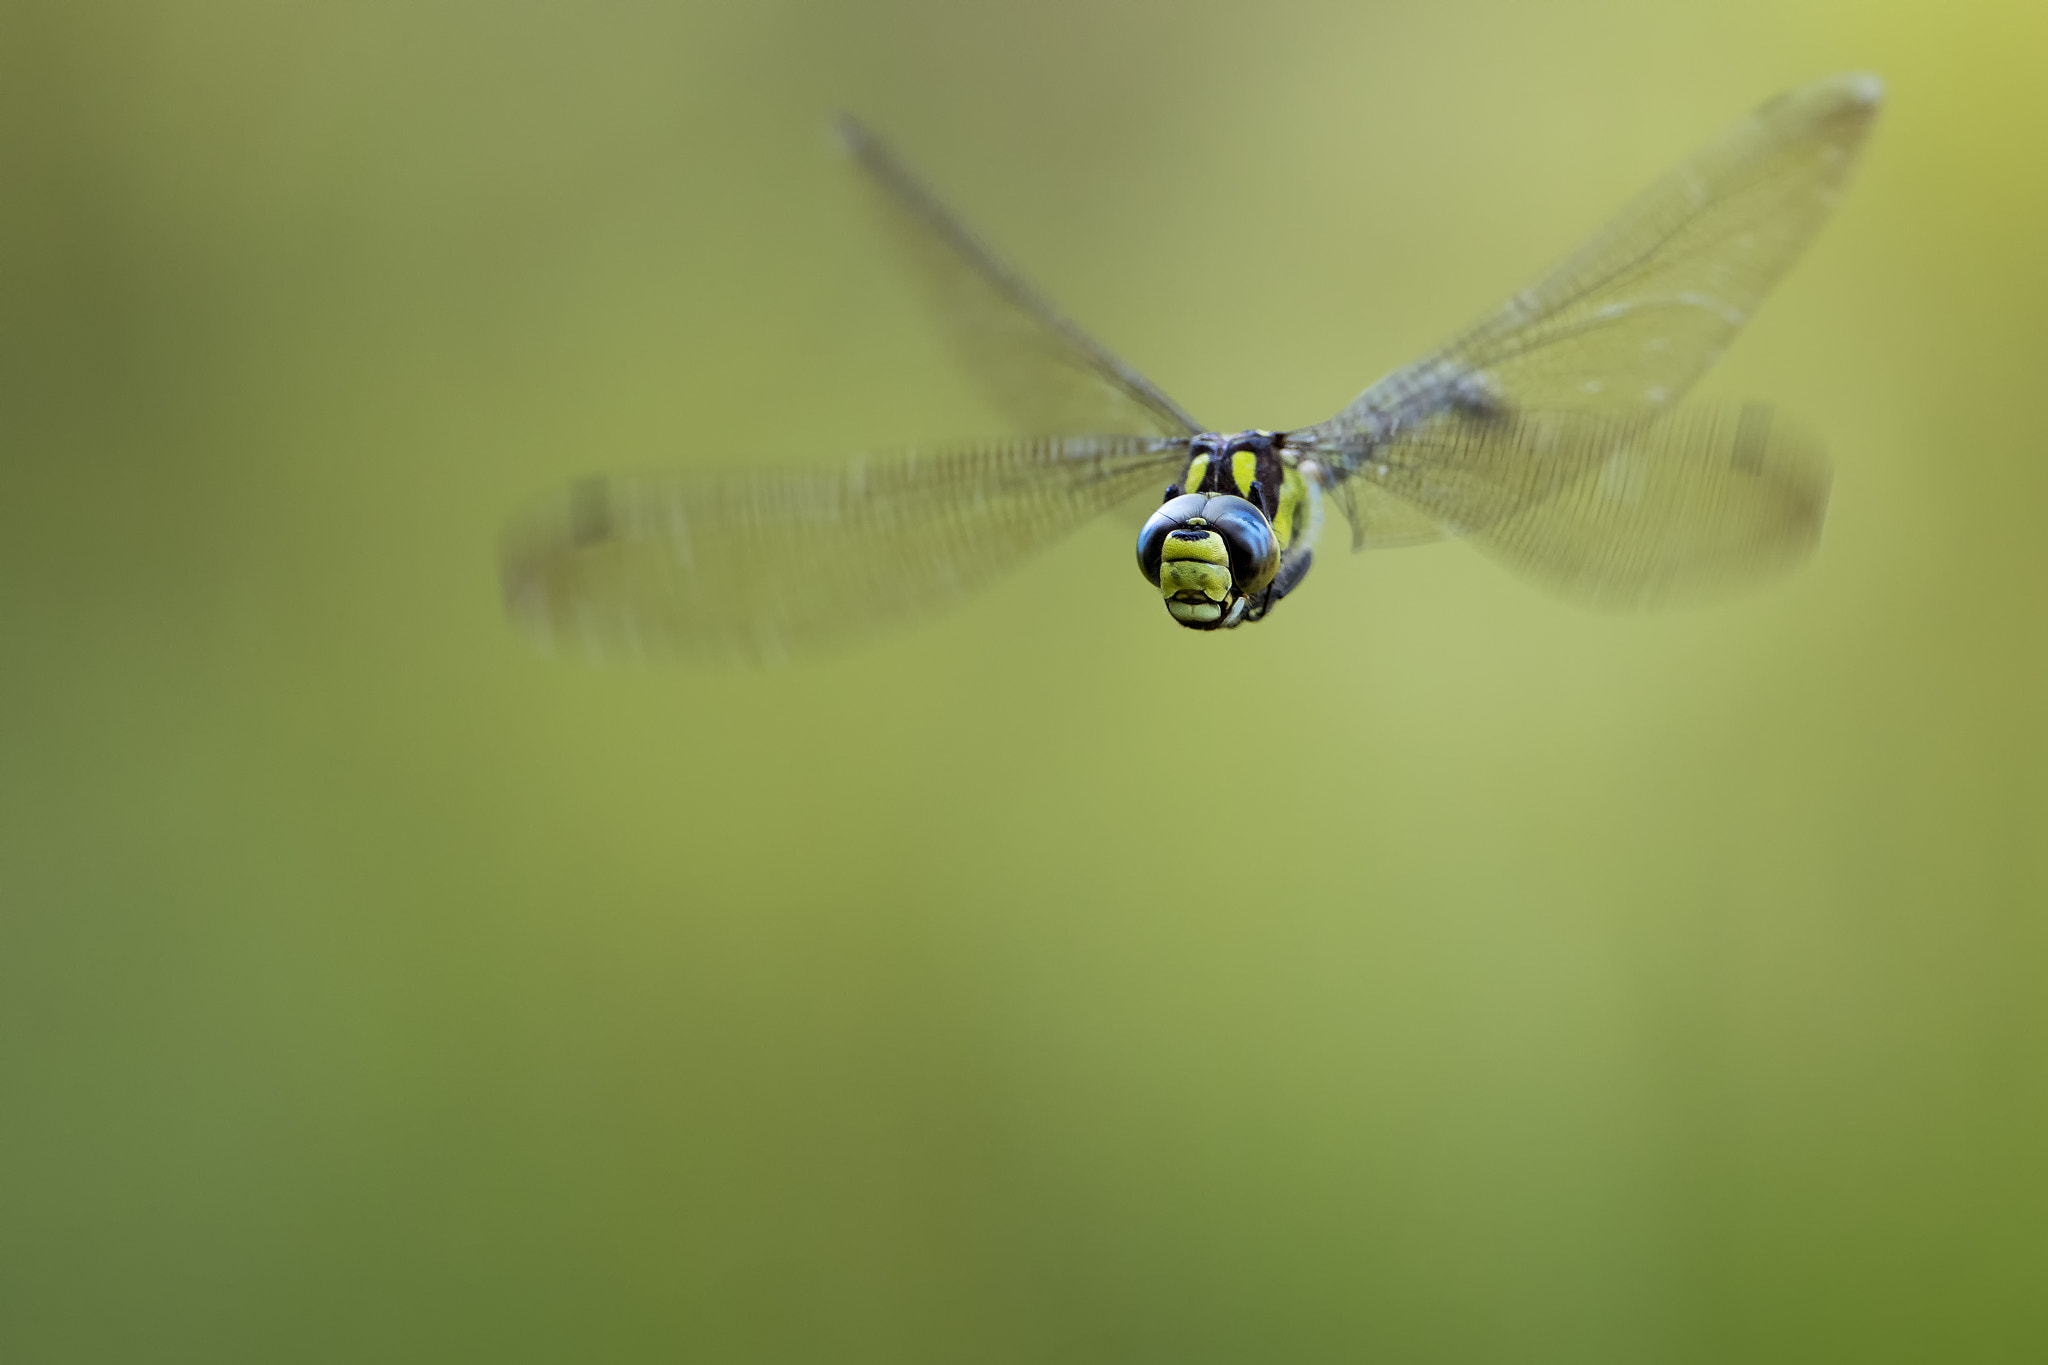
[4,1,2045,1360]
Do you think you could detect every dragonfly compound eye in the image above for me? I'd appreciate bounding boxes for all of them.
[1202,496,1279,596]
[1134,493,1213,586]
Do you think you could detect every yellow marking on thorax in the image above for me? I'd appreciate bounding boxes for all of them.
[1231,450,1259,498]
[1183,453,1210,493]
[1273,466,1307,549]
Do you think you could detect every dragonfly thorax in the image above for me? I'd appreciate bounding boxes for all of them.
[1176,430,1286,519]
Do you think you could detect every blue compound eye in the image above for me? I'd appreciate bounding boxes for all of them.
[1201,496,1279,596]
[1135,493,1211,585]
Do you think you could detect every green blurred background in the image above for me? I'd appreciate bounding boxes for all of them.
[3,1,2044,1360]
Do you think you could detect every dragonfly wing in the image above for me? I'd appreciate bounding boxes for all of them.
[501,435,1186,663]
[1322,476,1450,551]
[838,116,1203,439]
[1309,72,1881,462]
[1346,402,1830,607]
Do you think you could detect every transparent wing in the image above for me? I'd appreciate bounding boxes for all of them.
[1323,479,1451,551]
[838,115,1202,439]
[500,435,1185,663]
[1310,72,1882,455]
[1346,403,1831,607]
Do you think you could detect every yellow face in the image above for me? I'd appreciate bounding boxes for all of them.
[1157,526,1234,625]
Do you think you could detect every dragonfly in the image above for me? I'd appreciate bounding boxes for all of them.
[501,73,1881,662]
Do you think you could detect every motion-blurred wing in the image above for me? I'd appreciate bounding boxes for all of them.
[501,435,1185,663]
[1347,403,1831,607]
[1310,73,1881,460]
[838,116,1202,439]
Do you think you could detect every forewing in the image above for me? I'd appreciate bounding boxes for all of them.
[838,116,1202,439]
[1351,403,1831,607]
[1313,73,1881,449]
[501,435,1185,663]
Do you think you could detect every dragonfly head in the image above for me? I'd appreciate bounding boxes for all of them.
[1135,492,1279,630]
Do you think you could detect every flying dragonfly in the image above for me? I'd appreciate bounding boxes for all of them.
[502,74,1881,662]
